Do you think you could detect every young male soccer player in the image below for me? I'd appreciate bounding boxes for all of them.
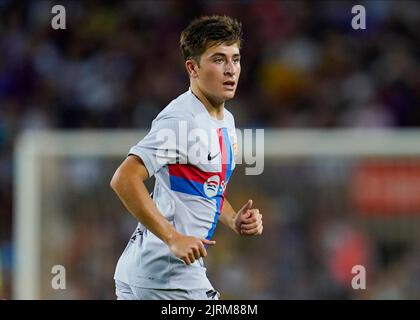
[111,15,263,300]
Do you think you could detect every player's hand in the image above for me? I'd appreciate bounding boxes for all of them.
[234,200,263,236]
[167,233,216,265]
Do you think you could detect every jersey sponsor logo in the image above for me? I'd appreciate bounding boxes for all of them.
[204,175,220,198]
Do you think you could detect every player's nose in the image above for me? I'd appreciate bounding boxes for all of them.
[224,61,236,76]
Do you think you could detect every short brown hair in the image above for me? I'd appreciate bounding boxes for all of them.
[180,15,243,63]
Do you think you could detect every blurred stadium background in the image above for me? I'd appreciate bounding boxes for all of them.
[1,0,420,299]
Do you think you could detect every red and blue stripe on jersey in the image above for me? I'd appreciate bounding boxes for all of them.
[168,128,234,239]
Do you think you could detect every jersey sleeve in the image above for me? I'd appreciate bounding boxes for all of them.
[128,114,188,177]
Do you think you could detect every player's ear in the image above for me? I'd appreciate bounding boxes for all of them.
[185,59,199,78]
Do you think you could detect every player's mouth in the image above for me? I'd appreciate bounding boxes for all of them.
[222,80,236,90]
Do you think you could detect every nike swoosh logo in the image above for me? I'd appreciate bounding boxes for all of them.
[208,152,220,161]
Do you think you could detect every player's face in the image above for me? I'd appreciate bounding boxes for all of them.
[195,43,241,104]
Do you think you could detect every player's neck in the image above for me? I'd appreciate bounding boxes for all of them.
[190,84,224,120]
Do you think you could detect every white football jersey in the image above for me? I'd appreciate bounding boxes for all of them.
[114,89,237,290]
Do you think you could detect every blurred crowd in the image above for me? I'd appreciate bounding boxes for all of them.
[1,0,420,299]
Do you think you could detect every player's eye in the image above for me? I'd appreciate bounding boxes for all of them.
[233,58,240,64]
[213,57,224,63]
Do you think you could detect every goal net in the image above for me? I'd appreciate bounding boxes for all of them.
[13,129,420,299]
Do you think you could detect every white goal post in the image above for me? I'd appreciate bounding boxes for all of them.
[13,129,420,299]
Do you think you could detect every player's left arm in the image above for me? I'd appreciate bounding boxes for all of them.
[219,199,263,235]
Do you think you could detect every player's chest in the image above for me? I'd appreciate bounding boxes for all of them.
[186,126,237,173]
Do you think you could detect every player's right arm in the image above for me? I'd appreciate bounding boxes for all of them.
[110,154,215,265]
